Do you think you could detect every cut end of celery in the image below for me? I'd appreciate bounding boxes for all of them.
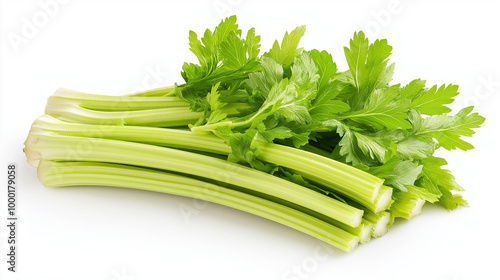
[23,148,41,168]
[351,210,364,228]
[408,199,425,219]
[346,237,359,253]
[374,186,393,213]
[359,223,374,244]
[373,213,391,237]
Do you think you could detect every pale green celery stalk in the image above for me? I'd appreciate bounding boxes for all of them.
[257,144,384,210]
[33,115,232,155]
[25,130,364,227]
[54,87,250,109]
[217,175,374,245]
[390,191,426,220]
[50,88,189,111]
[37,160,358,252]
[34,116,375,240]
[45,102,201,127]
[31,115,384,212]
[299,145,394,212]
[292,170,387,213]
[299,145,393,212]
[32,117,366,240]
[127,85,176,97]
[44,102,246,127]
[363,211,393,237]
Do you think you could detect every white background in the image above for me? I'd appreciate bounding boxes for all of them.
[1,0,499,279]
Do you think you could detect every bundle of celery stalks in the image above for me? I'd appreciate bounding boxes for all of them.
[24,16,484,252]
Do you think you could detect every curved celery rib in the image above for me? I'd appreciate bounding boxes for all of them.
[32,115,384,211]
[50,88,189,111]
[33,115,232,155]
[25,131,363,227]
[44,102,246,127]
[37,160,359,252]
[45,102,203,127]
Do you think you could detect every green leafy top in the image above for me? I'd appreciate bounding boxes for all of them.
[175,16,485,210]
[178,16,262,111]
[264,25,306,66]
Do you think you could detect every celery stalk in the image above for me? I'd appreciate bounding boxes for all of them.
[31,115,385,212]
[25,131,364,227]
[36,160,359,252]
[258,143,384,209]
[50,88,189,111]
[45,103,203,127]
[44,101,247,127]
